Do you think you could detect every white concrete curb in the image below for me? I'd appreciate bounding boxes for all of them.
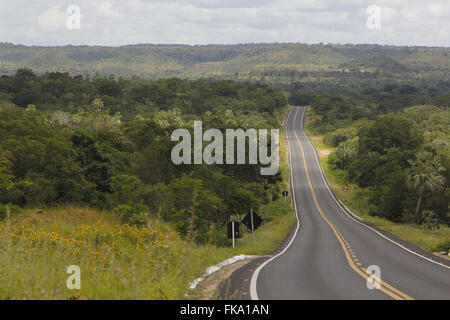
[189,254,258,290]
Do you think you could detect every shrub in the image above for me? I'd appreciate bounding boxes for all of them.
[114,204,150,227]
[420,210,440,230]
[0,204,24,220]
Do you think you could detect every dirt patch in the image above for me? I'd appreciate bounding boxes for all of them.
[194,257,258,300]
[433,252,450,260]
[310,136,322,141]
[318,150,332,158]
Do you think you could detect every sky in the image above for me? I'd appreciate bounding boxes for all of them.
[0,0,449,47]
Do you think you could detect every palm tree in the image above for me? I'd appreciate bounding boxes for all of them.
[91,98,104,110]
[406,152,446,224]
[337,140,357,170]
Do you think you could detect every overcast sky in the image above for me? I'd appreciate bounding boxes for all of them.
[0,0,449,47]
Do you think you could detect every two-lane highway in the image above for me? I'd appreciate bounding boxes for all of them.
[251,106,450,300]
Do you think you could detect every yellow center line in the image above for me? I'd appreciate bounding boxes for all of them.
[291,107,414,301]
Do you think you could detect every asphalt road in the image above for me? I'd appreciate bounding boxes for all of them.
[252,106,450,300]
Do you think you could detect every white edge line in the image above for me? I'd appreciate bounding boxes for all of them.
[250,106,302,300]
[301,106,450,271]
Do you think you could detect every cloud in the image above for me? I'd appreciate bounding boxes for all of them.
[93,1,123,18]
[0,0,448,46]
[37,4,67,32]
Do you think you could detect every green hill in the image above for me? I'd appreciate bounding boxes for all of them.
[0,43,449,82]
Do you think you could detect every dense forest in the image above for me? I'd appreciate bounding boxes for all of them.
[0,64,448,241]
[0,69,287,245]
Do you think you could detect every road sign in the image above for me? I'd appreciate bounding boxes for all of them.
[282,190,289,197]
[242,212,263,231]
[227,221,240,239]
[343,186,349,192]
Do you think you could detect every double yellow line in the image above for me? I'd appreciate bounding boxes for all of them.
[292,107,413,300]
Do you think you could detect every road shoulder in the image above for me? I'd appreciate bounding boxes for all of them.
[217,219,299,299]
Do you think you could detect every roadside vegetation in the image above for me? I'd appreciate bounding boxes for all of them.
[0,73,295,299]
[0,203,295,300]
[304,104,449,254]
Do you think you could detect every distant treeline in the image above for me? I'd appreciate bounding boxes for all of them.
[0,43,448,83]
[0,68,285,118]
[287,79,450,123]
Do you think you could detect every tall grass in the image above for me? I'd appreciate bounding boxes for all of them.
[0,203,295,300]
[0,208,191,299]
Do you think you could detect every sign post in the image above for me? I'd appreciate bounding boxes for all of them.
[282,190,289,205]
[250,209,255,245]
[227,221,241,248]
[232,221,235,248]
[242,211,263,246]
